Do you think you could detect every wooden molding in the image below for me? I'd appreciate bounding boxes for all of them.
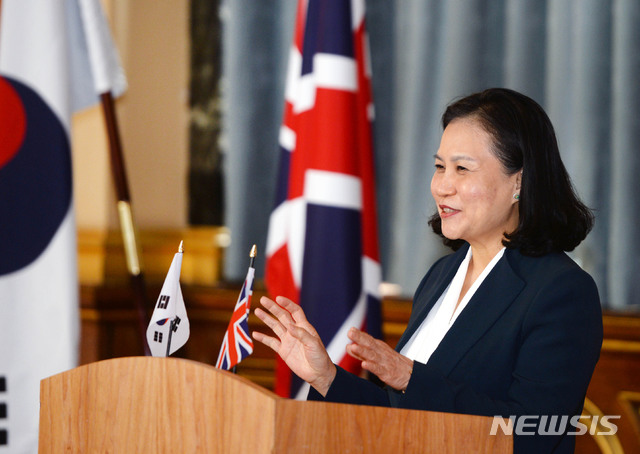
[77,227,230,286]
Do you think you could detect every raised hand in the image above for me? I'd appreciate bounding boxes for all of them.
[346,328,414,392]
[252,296,336,396]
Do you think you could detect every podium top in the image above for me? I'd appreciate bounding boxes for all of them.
[39,357,511,453]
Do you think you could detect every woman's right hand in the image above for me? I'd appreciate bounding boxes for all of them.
[252,296,337,396]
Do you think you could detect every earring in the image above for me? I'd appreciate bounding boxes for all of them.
[513,193,520,200]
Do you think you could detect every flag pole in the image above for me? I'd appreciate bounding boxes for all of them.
[231,244,257,374]
[165,318,176,357]
[163,241,184,357]
[249,243,257,269]
[100,91,151,356]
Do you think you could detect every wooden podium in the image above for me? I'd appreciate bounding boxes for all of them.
[39,357,512,453]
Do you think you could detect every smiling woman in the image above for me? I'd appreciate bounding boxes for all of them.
[254,88,603,454]
[429,89,594,258]
[431,119,521,266]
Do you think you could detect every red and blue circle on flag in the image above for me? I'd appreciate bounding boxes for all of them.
[0,75,72,275]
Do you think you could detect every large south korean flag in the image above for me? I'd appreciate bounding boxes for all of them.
[0,0,125,451]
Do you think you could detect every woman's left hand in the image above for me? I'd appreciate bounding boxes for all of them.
[346,328,414,392]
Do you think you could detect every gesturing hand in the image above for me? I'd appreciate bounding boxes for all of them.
[346,328,414,392]
[252,296,337,396]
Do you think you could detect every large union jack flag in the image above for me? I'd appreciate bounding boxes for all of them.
[265,0,381,399]
[216,266,255,370]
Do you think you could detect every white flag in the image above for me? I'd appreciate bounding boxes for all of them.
[146,249,190,357]
[0,0,126,452]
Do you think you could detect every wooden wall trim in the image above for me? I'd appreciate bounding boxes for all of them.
[77,227,230,286]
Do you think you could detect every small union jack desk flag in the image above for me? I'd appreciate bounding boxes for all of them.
[216,246,256,370]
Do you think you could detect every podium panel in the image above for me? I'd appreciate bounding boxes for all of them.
[39,357,511,453]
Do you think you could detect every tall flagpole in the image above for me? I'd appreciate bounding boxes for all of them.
[100,91,151,356]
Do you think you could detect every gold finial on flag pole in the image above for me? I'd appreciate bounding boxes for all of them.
[179,240,184,253]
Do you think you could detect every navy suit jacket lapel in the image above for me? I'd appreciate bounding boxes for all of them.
[395,247,526,378]
[395,245,469,352]
[426,249,525,376]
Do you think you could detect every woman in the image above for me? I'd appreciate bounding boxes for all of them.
[253,88,603,453]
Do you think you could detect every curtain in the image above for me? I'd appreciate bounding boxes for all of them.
[221,0,640,310]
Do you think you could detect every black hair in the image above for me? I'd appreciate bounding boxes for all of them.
[428,88,594,255]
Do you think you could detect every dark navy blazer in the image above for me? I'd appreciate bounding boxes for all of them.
[308,244,603,453]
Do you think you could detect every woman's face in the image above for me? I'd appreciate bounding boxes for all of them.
[431,118,520,252]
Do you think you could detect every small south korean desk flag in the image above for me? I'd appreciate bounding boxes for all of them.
[146,241,190,356]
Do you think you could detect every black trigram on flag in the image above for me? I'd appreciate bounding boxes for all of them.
[157,295,170,309]
[153,331,163,343]
[172,317,181,332]
[0,375,7,446]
